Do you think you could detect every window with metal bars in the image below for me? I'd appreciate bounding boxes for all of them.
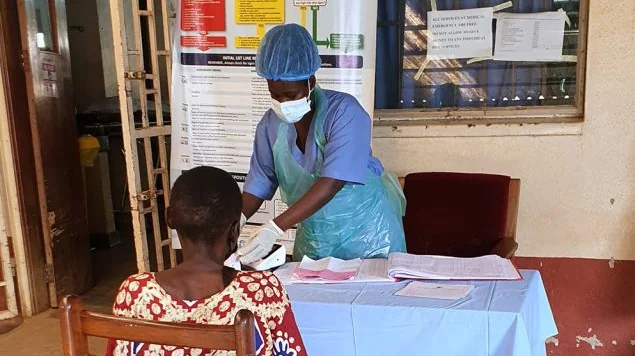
[375,0,587,123]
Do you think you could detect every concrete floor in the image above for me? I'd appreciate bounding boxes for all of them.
[0,309,108,355]
[0,230,137,355]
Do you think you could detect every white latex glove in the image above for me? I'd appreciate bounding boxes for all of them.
[237,220,283,264]
[240,213,247,230]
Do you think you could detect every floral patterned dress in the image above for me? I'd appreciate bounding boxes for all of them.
[105,271,307,356]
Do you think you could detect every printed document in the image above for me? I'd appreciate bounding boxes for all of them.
[275,253,520,285]
[427,8,494,59]
[494,11,566,61]
[395,281,475,300]
[387,253,521,280]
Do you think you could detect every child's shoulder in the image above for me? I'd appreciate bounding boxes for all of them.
[113,273,158,315]
[233,271,287,303]
[236,270,277,281]
[116,272,156,294]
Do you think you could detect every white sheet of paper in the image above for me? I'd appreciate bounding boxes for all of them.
[298,256,361,272]
[395,281,474,300]
[494,11,566,61]
[273,263,299,284]
[223,253,242,271]
[427,8,494,59]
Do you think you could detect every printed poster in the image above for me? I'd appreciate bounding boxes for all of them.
[169,0,378,250]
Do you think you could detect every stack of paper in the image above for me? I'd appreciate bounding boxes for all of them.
[274,253,521,285]
[387,253,521,280]
[295,256,362,281]
[395,281,475,300]
[275,259,394,285]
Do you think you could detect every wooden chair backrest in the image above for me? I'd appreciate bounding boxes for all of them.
[398,176,521,241]
[504,179,521,240]
[59,295,256,356]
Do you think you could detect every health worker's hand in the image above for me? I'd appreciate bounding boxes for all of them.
[237,220,283,264]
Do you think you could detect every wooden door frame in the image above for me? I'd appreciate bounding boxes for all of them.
[0,49,21,322]
[17,0,92,307]
[0,0,50,315]
[17,0,60,307]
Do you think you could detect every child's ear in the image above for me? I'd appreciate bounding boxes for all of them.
[231,220,240,240]
[166,206,173,229]
[227,220,240,254]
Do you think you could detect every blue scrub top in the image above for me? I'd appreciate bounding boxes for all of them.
[244,89,384,200]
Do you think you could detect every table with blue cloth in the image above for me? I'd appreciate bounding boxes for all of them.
[285,270,557,356]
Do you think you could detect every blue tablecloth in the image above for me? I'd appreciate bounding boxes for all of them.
[286,270,557,356]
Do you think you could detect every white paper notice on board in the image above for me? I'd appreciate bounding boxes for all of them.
[427,8,493,59]
[494,11,566,62]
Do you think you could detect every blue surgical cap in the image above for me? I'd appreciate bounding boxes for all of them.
[256,24,321,81]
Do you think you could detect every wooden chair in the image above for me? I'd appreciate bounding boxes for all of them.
[399,172,520,259]
[59,295,256,356]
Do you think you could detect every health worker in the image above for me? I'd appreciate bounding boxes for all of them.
[237,24,406,263]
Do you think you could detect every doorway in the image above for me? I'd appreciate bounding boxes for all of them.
[0,0,175,317]
[64,0,176,312]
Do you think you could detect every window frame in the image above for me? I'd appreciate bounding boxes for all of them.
[374,0,589,126]
[34,0,59,53]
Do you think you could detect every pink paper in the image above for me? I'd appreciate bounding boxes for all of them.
[294,267,357,281]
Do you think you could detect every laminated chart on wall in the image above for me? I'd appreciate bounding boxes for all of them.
[169,0,378,249]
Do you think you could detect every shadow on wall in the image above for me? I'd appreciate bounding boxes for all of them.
[620,141,635,259]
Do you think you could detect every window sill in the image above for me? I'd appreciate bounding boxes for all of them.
[373,107,584,138]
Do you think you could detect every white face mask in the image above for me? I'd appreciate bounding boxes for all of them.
[271,82,313,124]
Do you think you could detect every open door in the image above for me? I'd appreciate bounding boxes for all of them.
[108,0,176,273]
[17,0,92,307]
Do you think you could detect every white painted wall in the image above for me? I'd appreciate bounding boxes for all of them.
[96,0,117,98]
[373,1,635,260]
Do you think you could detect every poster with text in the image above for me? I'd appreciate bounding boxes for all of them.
[427,8,493,59]
[169,0,378,250]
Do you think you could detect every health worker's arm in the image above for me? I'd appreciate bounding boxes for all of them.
[273,177,345,230]
[242,192,264,220]
[242,119,278,219]
[273,95,372,231]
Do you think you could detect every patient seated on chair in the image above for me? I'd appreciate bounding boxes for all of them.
[106,166,307,356]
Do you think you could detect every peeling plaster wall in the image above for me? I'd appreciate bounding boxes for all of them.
[515,258,635,356]
[373,3,635,352]
[373,1,635,260]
